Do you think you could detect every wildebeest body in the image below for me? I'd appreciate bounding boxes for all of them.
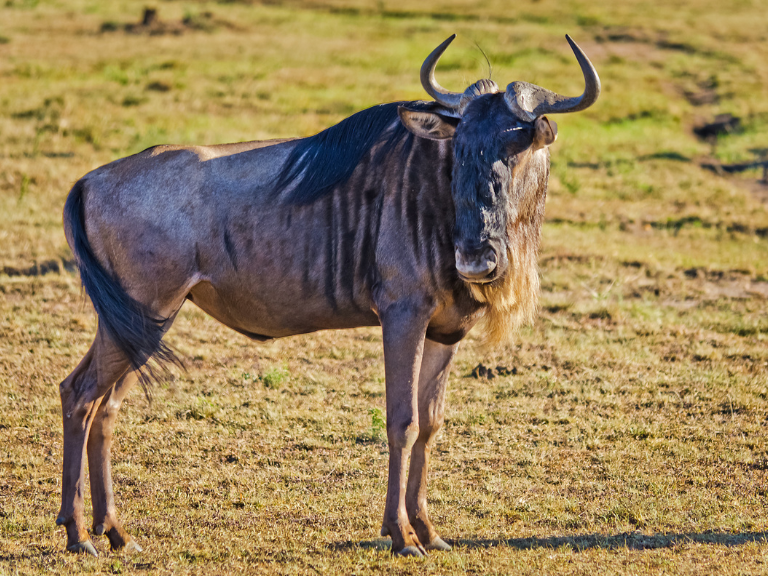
[56,35,599,557]
[78,114,481,342]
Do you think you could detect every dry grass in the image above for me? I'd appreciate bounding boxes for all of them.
[1,0,768,574]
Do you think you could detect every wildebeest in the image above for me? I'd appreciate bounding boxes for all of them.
[57,34,599,557]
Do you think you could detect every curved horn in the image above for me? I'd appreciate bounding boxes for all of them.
[504,34,601,121]
[420,34,463,110]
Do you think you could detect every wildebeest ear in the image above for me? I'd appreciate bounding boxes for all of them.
[398,106,460,140]
[532,116,557,150]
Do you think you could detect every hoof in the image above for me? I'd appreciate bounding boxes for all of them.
[67,540,98,557]
[425,537,451,552]
[397,545,426,558]
[118,539,143,554]
[55,515,67,526]
[102,526,143,553]
[380,525,390,537]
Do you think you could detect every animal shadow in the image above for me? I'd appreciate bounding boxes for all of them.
[331,530,768,553]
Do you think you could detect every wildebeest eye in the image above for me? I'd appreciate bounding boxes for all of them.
[500,125,532,158]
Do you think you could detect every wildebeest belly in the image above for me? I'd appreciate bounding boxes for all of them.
[186,279,380,339]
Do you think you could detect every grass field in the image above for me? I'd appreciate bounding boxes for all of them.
[1,0,768,574]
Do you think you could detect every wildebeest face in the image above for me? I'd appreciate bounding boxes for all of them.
[451,95,557,283]
[399,95,557,284]
[401,33,597,284]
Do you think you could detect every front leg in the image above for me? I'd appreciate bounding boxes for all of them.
[379,301,432,557]
[406,338,457,551]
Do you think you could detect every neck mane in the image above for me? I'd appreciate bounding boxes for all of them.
[272,102,413,204]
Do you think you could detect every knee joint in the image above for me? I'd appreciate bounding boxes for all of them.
[418,421,442,443]
[387,419,419,448]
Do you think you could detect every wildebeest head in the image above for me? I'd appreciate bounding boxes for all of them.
[400,34,600,282]
[399,35,600,342]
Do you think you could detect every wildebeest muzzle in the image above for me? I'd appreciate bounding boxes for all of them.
[454,239,505,283]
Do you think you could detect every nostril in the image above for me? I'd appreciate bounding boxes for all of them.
[483,247,498,266]
[479,248,497,271]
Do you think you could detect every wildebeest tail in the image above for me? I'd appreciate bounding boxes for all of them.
[63,179,182,390]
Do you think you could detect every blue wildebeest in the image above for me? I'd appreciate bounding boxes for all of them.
[57,35,599,557]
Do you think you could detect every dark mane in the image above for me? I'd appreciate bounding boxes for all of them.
[273,101,412,204]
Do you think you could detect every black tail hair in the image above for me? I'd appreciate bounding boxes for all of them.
[64,180,182,393]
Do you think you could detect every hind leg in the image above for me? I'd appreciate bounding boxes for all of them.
[56,327,132,556]
[88,370,141,552]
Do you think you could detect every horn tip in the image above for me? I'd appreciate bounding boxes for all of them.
[433,34,457,53]
[434,34,457,53]
[564,34,583,56]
